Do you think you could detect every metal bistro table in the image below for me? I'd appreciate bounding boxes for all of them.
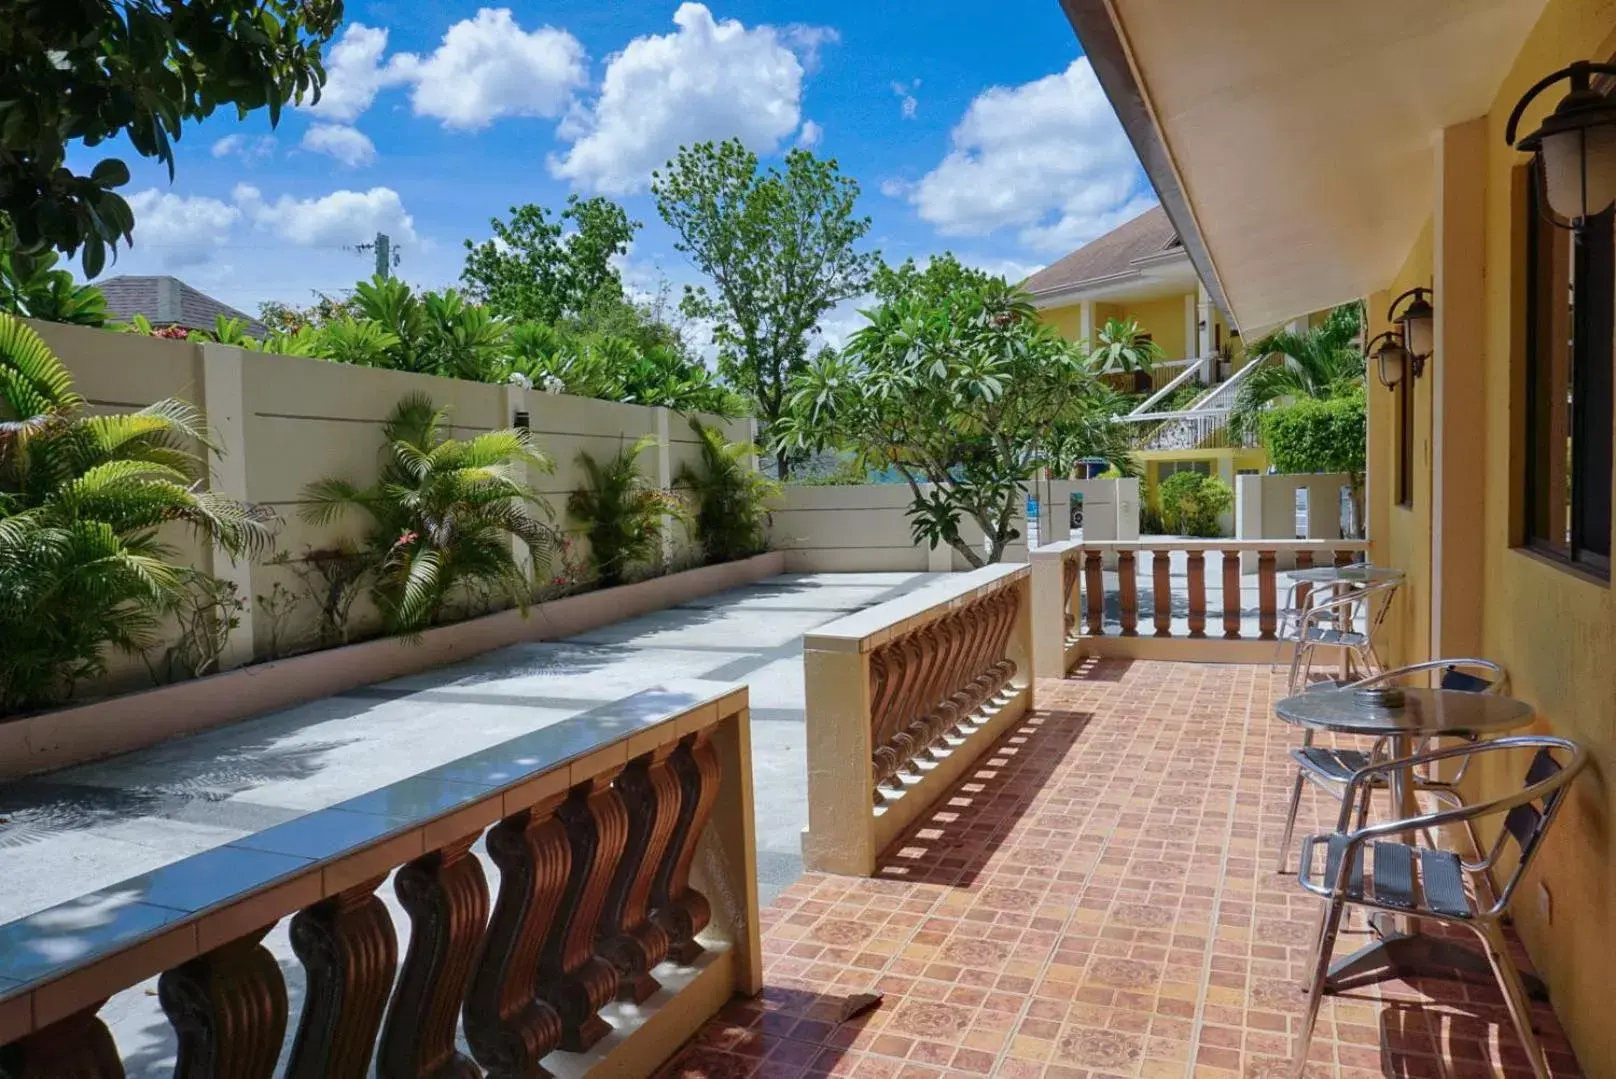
[1274,686,1538,994]
[1285,563,1405,587]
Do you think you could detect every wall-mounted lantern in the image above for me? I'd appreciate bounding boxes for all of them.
[1506,60,1616,226]
[1367,330,1412,390]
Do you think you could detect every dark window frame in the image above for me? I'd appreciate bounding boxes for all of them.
[1519,175,1613,580]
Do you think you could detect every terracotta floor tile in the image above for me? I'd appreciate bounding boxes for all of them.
[665,662,1585,1079]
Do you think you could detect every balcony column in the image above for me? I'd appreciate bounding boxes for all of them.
[1078,299,1094,345]
[1196,281,1215,380]
[1429,117,1487,658]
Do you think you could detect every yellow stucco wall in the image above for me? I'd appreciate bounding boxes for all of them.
[1364,3,1616,1071]
[1039,294,1193,359]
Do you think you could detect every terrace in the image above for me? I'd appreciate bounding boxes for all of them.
[673,660,1578,1079]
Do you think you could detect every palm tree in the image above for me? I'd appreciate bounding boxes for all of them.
[676,418,779,564]
[0,314,275,712]
[302,393,556,635]
[568,435,688,587]
[1229,303,1366,436]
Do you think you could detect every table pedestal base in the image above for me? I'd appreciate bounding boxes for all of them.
[1325,913,1547,1001]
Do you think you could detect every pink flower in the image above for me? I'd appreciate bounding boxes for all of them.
[394,530,419,548]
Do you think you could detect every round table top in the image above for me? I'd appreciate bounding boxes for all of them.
[1274,687,1535,737]
[1286,564,1404,584]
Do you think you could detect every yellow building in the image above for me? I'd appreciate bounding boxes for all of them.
[1024,206,1269,515]
[1064,0,1616,1072]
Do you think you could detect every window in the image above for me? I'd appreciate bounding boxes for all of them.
[1159,460,1212,478]
[1397,365,1415,507]
[1520,174,1613,578]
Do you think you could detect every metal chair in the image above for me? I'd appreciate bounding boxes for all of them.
[1292,735,1587,1079]
[1275,659,1505,873]
[1285,576,1400,693]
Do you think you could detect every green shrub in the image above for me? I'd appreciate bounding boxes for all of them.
[1257,384,1366,476]
[1158,471,1234,537]
[301,394,556,636]
[568,435,688,587]
[676,418,779,563]
[0,314,274,713]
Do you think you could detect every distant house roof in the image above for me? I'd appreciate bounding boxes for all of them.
[1021,206,1185,299]
[97,275,267,337]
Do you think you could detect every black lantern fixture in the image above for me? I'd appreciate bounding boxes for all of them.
[1367,330,1412,390]
[1505,60,1616,227]
[1389,286,1434,365]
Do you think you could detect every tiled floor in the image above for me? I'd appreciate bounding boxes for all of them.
[664,659,1582,1079]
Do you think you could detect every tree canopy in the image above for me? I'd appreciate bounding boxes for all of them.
[0,0,344,277]
[777,257,1129,567]
[460,196,640,325]
[653,140,876,477]
[1229,303,1366,436]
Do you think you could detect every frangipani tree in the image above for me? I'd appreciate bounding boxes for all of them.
[777,258,1130,567]
[1229,303,1366,437]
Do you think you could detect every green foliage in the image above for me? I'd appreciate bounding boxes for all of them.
[653,140,876,476]
[676,419,779,564]
[0,251,108,325]
[300,394,556,636]
[1157,471,1234,537]
[778,257,1117,566]
[0,0,343,277]
[1230,303,1366,437]
[0,313,276,713]
[461,197,640,324]
[567,435,688,587]
[1257,383,1367,477]
[1090,317,1164,373]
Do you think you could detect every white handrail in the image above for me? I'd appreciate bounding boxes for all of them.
[1125,357,1208,416]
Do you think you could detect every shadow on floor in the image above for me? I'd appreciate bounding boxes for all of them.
[657,988,881,1079]
[871,707,1092,889]
[1064,655,1134,683]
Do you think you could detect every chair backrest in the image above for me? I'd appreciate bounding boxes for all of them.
[1438,664,1500,693]
[1495,739,1586,906]
[1350,658,1506,694]
[1302,576,1401,632]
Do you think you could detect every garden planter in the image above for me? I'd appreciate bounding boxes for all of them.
[0,551,784,781]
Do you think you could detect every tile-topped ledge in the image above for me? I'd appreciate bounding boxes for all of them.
[0,681,761,1078]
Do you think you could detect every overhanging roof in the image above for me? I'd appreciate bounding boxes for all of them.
[1060,0,1549,329]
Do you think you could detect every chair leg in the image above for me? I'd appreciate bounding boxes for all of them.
[1276,767,1307,873]
[1288,639,1308,693]
[1293,896,1346,1076]
[1475,918,1551,1079]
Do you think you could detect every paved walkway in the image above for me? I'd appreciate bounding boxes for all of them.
[667,661,1579,1079]
[0,571,938,1073]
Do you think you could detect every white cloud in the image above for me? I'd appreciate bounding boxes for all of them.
[779,24,839,74]
[301,123,377,167]
[816,295,873,351]
[126,190,240,267]
[234,184,417,248]
[904,59,1155,253]
[797,120,823,148]
[892,79,919,120]
[210,134,276,162]
[389,9,585,130]
[305,24,396,123]
[551,3,825,195]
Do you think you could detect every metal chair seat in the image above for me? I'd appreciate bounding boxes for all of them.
[1297,834,1473,919]
[1291,746,1374,783]
[1303,626,1369,647]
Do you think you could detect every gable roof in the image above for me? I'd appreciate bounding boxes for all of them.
[96,275,268,337]
[1021,206,1184,298]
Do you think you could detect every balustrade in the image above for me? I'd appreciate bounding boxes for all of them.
[1030,539,1370,669]
[0,683,759,1078]
[802,564,1033,876]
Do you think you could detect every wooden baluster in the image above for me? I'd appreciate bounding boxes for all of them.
[542,772,627,1052]
[1083,550,1105,636]
[599,748,680,1003]
[895,633,936,767]
[1222,549,1242,639]
[1257,550,1278,641]
[160,926,288,1079]
[1117,550,1137,635]
[378,836,487,1079]
[463,798,568,1077]
[867,650,900,796]
[942,605,987,728]
[653,729,720,965]
[878,640,918,782]
[287,876,398,1079]
[1334,548,1354,567]
[987,587,1020,688]
[930,610,971,738]
[1152,549,1173,637]
[1294,549,1314,613]
[1186,550,1207,639]
[910,624,951,754]
[0,1003,123,1078]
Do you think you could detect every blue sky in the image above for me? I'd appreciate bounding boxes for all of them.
[70,1,1156,343]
